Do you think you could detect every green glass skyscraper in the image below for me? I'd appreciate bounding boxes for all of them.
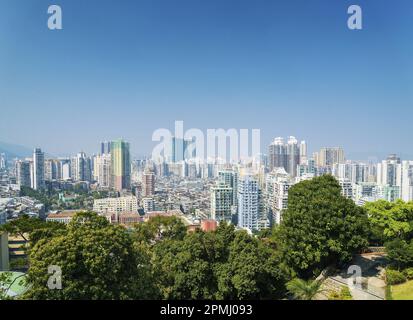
[110,139,131,191]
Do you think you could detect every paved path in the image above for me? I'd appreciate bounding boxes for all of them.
[319,253,387,300]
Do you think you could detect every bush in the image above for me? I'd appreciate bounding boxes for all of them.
[403,267,413,280]
[340,286,352,300]
[328,286,352,300]
[386,269,406,285]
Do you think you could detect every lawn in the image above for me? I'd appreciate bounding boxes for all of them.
[391,280,413,300]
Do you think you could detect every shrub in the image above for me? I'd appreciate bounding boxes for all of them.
[386,269,406,285]
[403,267,413,280]
[340,286,352,300]
[328,286,352,300]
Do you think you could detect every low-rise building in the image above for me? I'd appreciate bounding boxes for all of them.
[46,210,79,224]
[93,196,139,215]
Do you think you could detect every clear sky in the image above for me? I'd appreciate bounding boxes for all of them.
[0,0,412,159]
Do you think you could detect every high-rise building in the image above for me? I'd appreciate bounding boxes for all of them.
[237,170,260,231]
[142,168,155,197]
[316,147,345,167]
[265,168,292,225]
[218,170,238,207]
[94,154,111,188]
[299,141,307,165]
[211,182,233,222]
[401,161,413,202]
[110,139,131,191]
[0,153,6,170]
[44,159,62,181]
[32,148,45,190]
[71,152,92,182]
[100,141,111,155]
[16,160,31,187]
[61,159,71,180]
[286,136,300,177]
[268,137,301,177]
[268,137,287,172]
[168,137,197,163]
[377,155,401,187]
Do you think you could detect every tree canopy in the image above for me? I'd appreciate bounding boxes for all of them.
[365,199,413,244]
[276,175,369,278]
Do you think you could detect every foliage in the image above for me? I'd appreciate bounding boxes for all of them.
[20,186,54,211]
[133,215,187,244]
[277,175,369,278]
[286,278,324,300]
[403,267,413,280]
[328,286,352,300]
[0,215,45,242]
[386,269,406,285]
[385,238,413,270]
[23,211,158,300]
[0,272,13,300]
[148,221,287,300]
[9,257,29,271]
[365,200,413,244]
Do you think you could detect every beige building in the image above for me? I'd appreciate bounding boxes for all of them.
[93,196,139,215]
[46,210,79,224]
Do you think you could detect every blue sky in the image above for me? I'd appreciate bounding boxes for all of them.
[0,0,412,159]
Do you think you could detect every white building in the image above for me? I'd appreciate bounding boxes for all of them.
[401,161,413,202]
[93,153,111,188]
[142,197,155,213]
[211,183,233,222]
[266,168,292,225]
[93,196,139,215]
[338,178,353,200]
[32,148,45,190]
[237,170,260,232]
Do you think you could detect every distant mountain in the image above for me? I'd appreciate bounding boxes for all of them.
[0,141,34,159]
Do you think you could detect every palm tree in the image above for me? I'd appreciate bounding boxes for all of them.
[286,278,325,300]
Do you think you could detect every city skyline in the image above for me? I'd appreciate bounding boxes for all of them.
[1,0,413,158]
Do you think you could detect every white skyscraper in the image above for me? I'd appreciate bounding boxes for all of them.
[71,152,92,182]
[299,141,307,165]
[286,136,300,178]
[32,148,45,190]
[16,160,31,187]
[377,155,402,187]
[211,183,233,222]
[265,167,292,225]
[237,170,260,232]
[94,153,111,188]
[401,161,413,202]
[0,153,6,169]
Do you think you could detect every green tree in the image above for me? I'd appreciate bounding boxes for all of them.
[133,215,187,244]
[385,238,413,269]
[286,278,324,300]
[149,221,286,300]
[0,272,13,300]
[152,231,218,299]
[0,215,45,242]
[215,231,286,300]
[23,211,157,300]
[277,175,369,278]
[365,200,413,244]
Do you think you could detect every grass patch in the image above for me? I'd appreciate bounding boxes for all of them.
[391,280,413,300]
